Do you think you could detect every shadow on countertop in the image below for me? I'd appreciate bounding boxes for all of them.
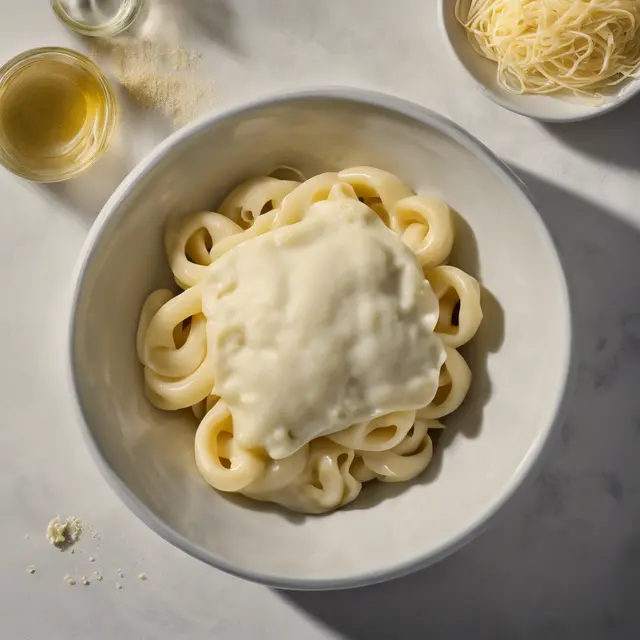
[277,171,640,640]
[137,0,243,55]
[543,93,640,170]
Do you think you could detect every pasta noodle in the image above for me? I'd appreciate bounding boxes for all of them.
[136,167,483,514]
[428,265,483,348]
[456,0,640,98]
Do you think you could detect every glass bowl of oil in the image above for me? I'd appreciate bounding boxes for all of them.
[0,47,116,182]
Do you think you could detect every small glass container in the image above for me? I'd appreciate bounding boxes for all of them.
[0,47,117,182]
[51,0,144,37]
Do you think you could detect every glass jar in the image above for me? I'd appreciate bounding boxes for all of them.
[0,47,117,182]
[51,0,145,37]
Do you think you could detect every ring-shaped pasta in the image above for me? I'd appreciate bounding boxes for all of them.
[219,176,299,228]
[243,444,310,495]
[327,181,359,202]
[194,401,265,492]
[338,166,413,226]
[208,209,278,262]
[392,418,443,456]
[144,323,217,410]
[418,346,471,419]
[274,173,340,227]
[391,195,454,269]
[136,289,173,364]
[327,410,416,452]
[350,455,376,483]
[165,211,243,288]
[297,439,362,513]
[360,422,434,483]
[142,286,206,378]
[427,265,483,347]
[184,228,212,266]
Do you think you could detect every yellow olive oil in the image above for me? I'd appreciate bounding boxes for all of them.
[0,49,115,181]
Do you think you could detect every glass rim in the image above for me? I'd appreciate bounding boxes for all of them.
[50,0,144,37]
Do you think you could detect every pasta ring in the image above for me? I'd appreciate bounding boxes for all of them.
[327,410,416,452]
[274,173,340,227]
[219,176,299,228]
[392,418,443,456]
[136,289,173,364]
[427,265,483,348]
[350,455,376,483]
[195,401,266,492]
[391,195,454,269]
[418,346,471,419]
[142,286,206,378]
[360,424,434,483]
[244,444,310,495]
[165,211,243,288]
[298,439,362,512]
[338,167,413,224]
[208,209,277,262]
[144,323,217,410]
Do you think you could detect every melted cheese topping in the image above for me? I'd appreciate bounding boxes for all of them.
[202,199,445,459]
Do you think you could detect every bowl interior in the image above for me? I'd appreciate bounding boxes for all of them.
[440,0,640,122]
[71,92,570,588]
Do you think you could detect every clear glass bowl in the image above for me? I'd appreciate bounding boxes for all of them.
[51,0,144,37]
[0,47,117,182]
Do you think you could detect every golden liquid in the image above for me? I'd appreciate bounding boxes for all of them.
[0,58,109,177]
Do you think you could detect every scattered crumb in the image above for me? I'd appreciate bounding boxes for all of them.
[27,566,36,575]
[138,573,147,581]
[70,549,75,555]
[63,574,76,586]
[116,583,123,591]
[117,569,124,578]
[81,576,90,586]
[89,556,95,563]
[46,516,83,549]
[94,571,103,582]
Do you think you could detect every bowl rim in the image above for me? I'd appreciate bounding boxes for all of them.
[68,87,574,590]
[437,0,640,123]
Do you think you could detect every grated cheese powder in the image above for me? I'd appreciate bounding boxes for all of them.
[90,38,215,126]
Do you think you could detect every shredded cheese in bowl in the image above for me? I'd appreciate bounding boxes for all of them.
[455,0,640,99]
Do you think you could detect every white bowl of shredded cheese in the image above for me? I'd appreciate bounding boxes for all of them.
[69,89,572,589]
[440,0,640,122]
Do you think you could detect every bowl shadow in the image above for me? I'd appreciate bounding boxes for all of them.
[542,93,640,170]
[276,171,640,639]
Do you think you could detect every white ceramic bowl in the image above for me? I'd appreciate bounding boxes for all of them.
[69,89,572,590]
[440,0,640,122]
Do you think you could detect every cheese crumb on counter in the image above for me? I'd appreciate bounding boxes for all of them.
[46,516,83,548]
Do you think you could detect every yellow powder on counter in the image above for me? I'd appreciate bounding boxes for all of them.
[90,38,215,126]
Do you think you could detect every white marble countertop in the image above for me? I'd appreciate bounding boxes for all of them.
[1,1,639,638]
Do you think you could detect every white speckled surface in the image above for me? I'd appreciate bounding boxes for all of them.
[0,1,638,638]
